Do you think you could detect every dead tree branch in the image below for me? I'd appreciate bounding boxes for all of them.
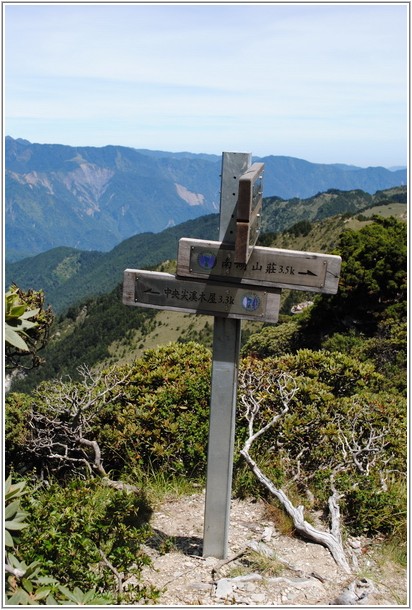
[25,366,139,492]
[238,368,352,574]
[98,548,124,595]
[337,413,388,478]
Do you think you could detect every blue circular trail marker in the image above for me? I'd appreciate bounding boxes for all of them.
[198,252,217,270]
[242,294,261,312]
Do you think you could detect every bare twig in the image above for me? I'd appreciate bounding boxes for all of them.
[211,549,247,581]
[25,366,131,489]
[98,548,124,594]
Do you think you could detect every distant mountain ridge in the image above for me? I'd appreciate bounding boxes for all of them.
[5,137,221,261]
[5,137,407,261]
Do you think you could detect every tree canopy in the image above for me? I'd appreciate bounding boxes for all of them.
[316,216,406,332]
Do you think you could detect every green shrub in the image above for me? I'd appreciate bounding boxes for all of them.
[322,318,407,394]
[5,476,112,605]
[5,393,33,475]
[344,478,407,537]
[306,216,407,337]
[96,342,212,478]
[19,479,157,603]
[241,319,302,358]
[277,348,385,394]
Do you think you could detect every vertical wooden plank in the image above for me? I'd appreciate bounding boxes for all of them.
[203,152,250,559]
[219,152,251,243]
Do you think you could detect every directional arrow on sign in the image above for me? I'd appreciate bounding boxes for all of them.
[144,287,161,294]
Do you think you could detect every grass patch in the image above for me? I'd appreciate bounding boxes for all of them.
[241,549,285,577]
[373,534,407,569]
[130,466,204,506]
[264,501,295,536]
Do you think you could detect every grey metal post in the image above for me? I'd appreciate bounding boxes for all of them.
[203,152,251,558]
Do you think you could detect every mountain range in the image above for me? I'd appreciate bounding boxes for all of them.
[5,137,407,261]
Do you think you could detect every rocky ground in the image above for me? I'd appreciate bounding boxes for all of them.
[131,492,407,606]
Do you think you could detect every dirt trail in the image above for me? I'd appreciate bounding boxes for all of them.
[132,492,406,606]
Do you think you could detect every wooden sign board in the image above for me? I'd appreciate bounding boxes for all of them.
[235,162,264,264]
[177,238,341,294]
[123,269,281,323]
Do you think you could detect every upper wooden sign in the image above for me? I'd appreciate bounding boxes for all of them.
[177,238,342,294]
[234,162,264,264]
[123,269,281,323]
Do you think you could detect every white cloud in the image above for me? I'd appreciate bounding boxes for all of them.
[4,2,408,166]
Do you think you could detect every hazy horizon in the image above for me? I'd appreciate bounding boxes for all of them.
[6,134,407,171]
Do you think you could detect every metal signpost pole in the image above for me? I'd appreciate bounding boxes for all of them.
[202,152,251,559]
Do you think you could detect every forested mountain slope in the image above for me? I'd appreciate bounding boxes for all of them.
[9,206,406,394]
[5,215,219,314]
[6,186,406,314]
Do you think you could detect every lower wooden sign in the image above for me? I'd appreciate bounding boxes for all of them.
[123,269,281,323]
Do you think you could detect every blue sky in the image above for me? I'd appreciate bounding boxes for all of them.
[4,2,408,167]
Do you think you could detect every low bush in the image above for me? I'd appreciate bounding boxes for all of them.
[18,479,157,604]
[6,343,406,542]
[5,476,113,605]
[241,319,302,358]
[97,341,212,478]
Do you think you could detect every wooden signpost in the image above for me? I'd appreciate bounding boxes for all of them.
[123,151,342,560]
